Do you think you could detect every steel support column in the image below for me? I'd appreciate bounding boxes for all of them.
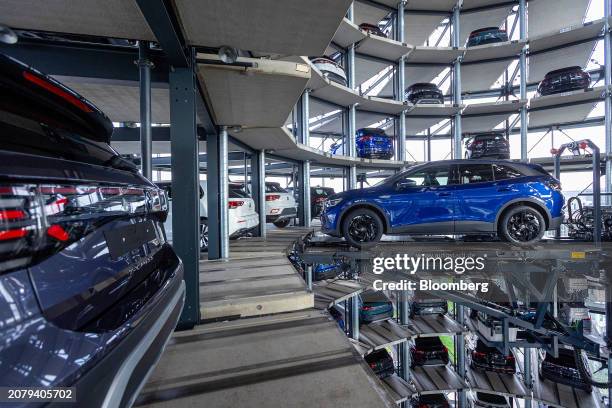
[399,291,410,381]
[305,265,313,291]
[347,6,358,189]
[138,41,153,180]
[300,90,310,145]
[455,303,466,408]
[298,161,311,227]
[251,150,266,238]
[606,278,612,405]
[524,347,532,408]
[169,67,200,328]
[397,1,407,162]
[605,0,612,201]
[519,0,528,161]
[208,126,229,260]
[298,90,311,226]
[452,6,462,159]
[348,104,357,189]
[350,295,359,340]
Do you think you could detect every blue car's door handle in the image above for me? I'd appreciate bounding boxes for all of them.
[497,187,511,192]
[437,192,452,197]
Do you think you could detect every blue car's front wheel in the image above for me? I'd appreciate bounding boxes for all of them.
[342,208,383,248]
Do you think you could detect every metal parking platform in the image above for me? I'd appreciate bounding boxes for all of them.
[516,349,605,408]
[405,314,466,339]
[382,375,413,404]
[313,279,365,309]
[359,319,412,352]
[410,365,467,394]
[464,364,530,399]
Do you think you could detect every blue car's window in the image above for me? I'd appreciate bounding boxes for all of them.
[402,166,450,186]
[458,164,494,184]
[493,165,523,180]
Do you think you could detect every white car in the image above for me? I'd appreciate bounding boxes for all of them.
[310,56,348,87]
[264,182,297,228]
[157,181,259,251]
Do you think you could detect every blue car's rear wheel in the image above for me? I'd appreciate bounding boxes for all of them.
[342,208,383,248]
[499,205,546,244]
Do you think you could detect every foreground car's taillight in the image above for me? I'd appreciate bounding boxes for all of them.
[0,183,166,274]
[0,185,40,270]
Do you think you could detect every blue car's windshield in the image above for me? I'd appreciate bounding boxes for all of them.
[372,163,426,186]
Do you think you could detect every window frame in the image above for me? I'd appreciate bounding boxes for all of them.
[397,164,454,188]
[456,163,495,185]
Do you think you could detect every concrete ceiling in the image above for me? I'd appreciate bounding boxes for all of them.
[0,0,155,41]
[197,54,310,128]
[174,0,352,55]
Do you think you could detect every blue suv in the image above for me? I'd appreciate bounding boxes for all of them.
[331,128,394,160]
[320,160,563,246]
[0,53,185,406]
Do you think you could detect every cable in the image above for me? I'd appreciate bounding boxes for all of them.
[573,347,612,388]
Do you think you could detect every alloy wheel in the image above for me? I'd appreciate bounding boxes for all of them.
[200,223,209,251]
[348,214,378,242]
[506,210,541,242]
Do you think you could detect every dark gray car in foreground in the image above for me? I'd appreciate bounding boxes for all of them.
[0,52,185,407]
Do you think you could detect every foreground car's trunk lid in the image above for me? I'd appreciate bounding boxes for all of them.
[0,52,175,332]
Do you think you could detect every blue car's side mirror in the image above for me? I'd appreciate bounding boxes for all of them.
[396,179,417,190]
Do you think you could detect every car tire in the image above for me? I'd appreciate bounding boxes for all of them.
[200,219,208,252]
[273,219,291,228]
[341,208,383,248]
[498,205,546,245]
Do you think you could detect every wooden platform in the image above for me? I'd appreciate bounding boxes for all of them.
[199,228,315,320]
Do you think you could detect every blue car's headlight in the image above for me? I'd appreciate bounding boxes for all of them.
[325,198,343,209]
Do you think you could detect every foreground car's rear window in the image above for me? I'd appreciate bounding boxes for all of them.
[0,96,118,167]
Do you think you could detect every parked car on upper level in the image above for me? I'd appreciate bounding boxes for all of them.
[537,66,591,96]
[320,160,564,247]
[0,52,185,407]
[264,182,297,227]
[312,186,336,217]
[364,348,395,378]
[409,291,448,318]
[359,22,387,38]
[330,128,394,160]
[539,347,592,392]
[409,393,450,408]
[467,27,508,47]
[359,289,394,323]
[410,336,449,368]
[356,127,394,159]
[469,391,510,408]
[469,339,516,374]
[311,56,348,87]
[464,132,510,159]
[405,83,444,105]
